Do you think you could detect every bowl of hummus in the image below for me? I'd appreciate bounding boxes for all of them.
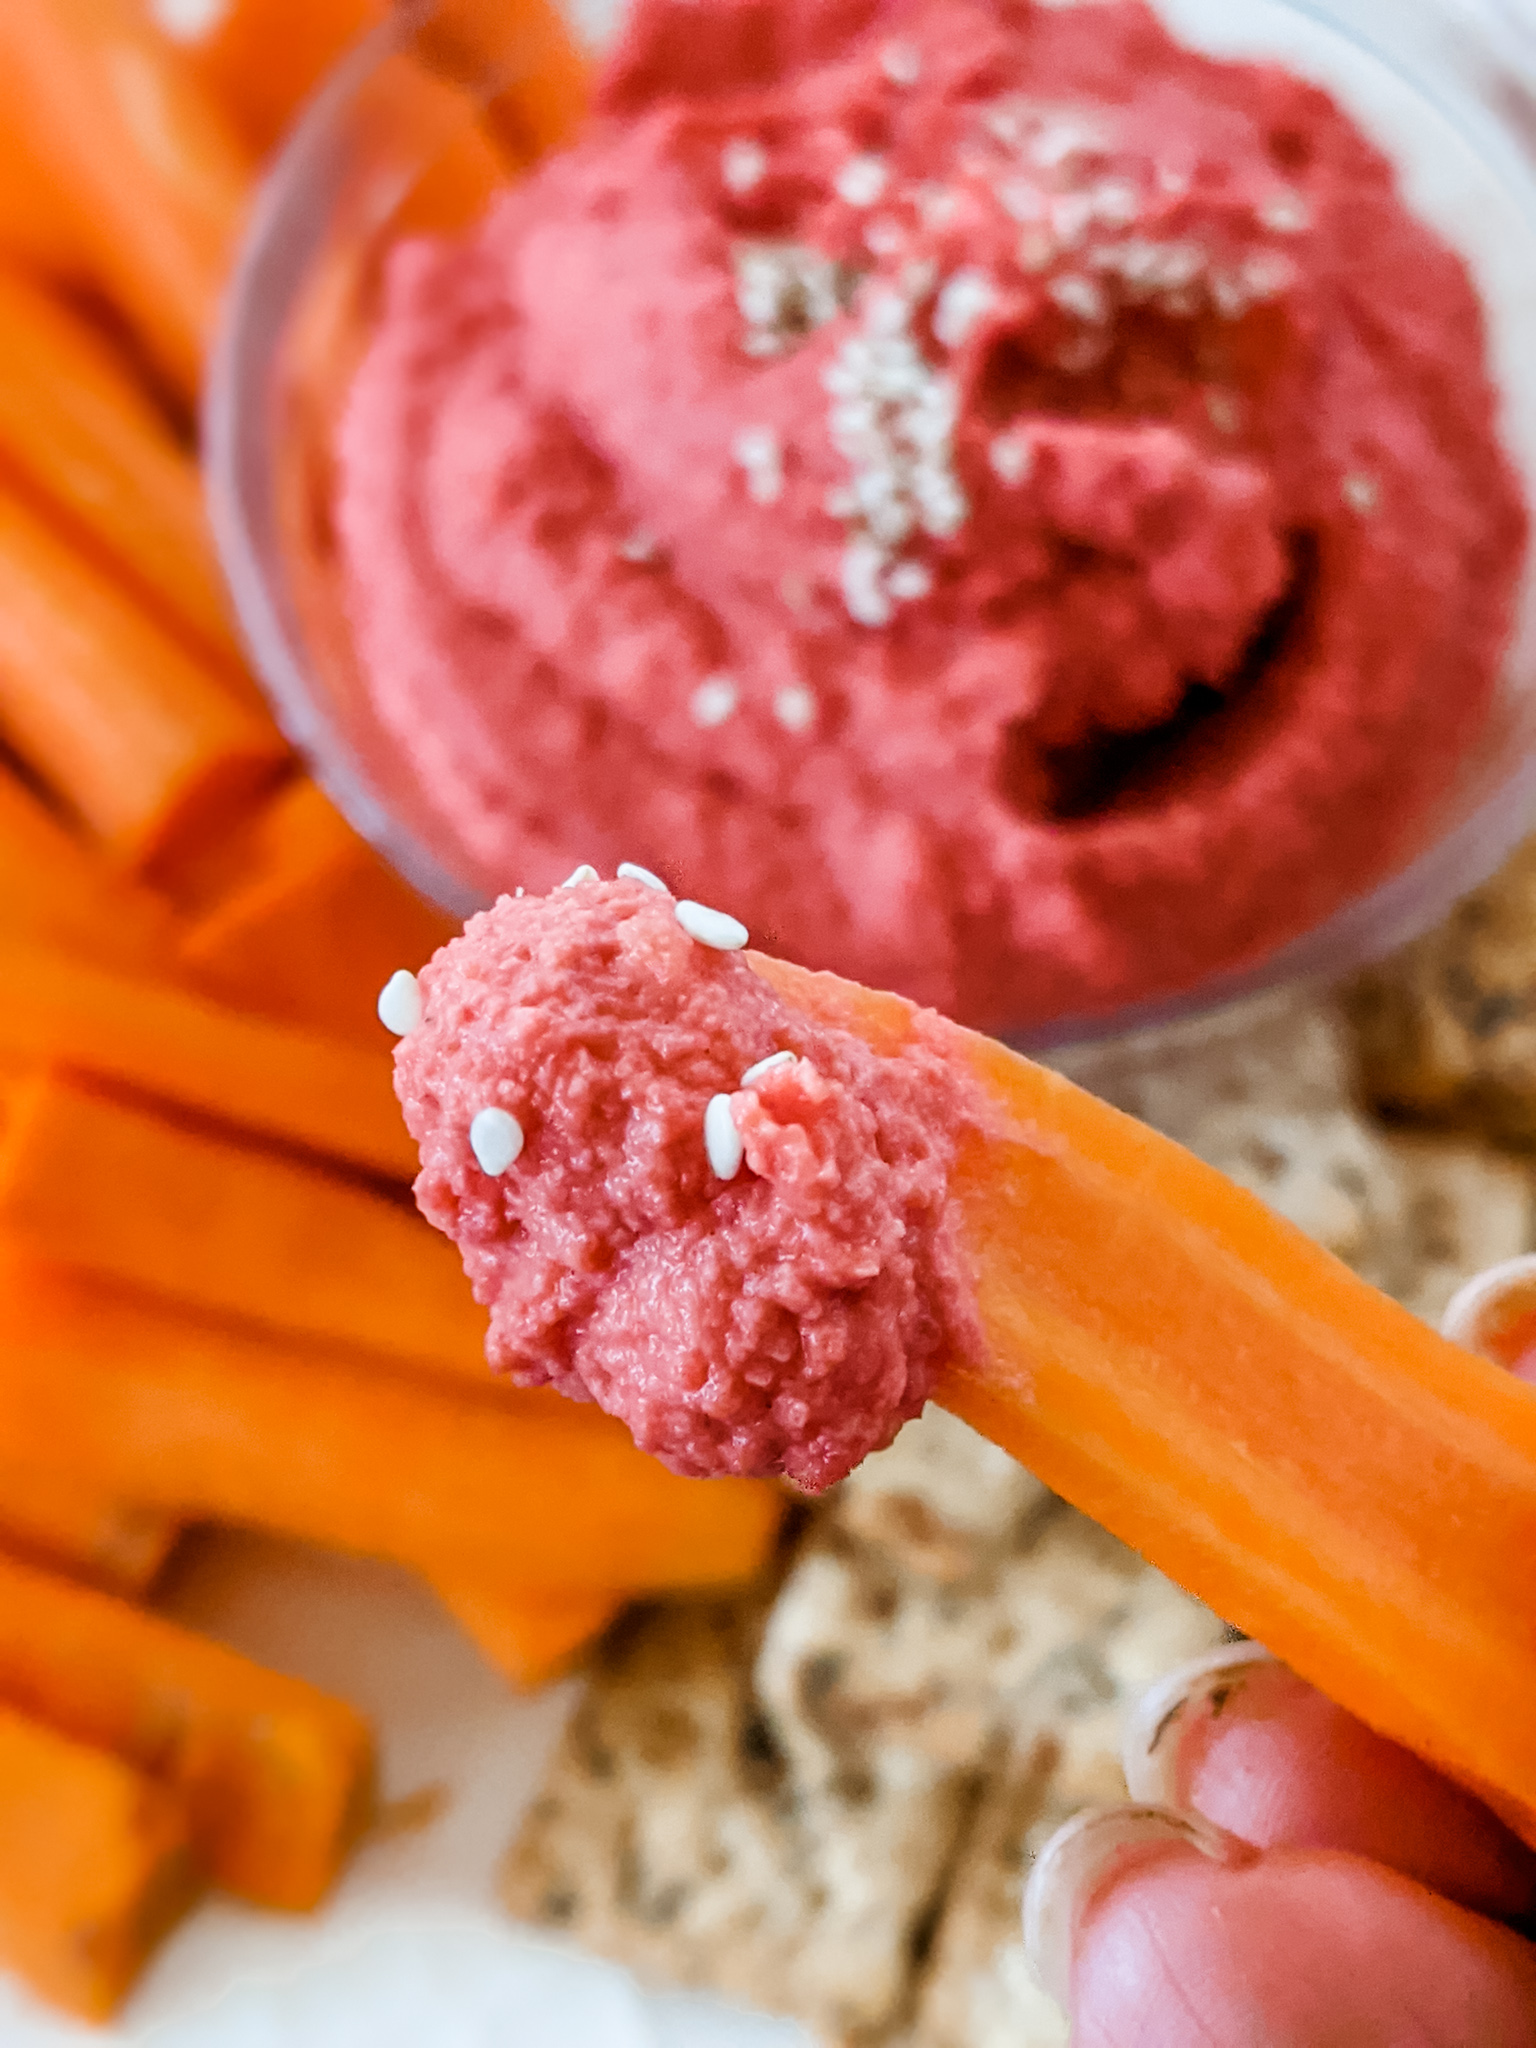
[206,0,1536,1045]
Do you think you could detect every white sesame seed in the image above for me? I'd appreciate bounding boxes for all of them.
[886,560,932,601]
[1260,191,1310,234]
[933,269,996,350]
[690,676,739,728]
[515,886,525,897]
[618,861,669,892]
[377,969,422,1037]
[1342,472,1381,515]
[864,217,905,258]
[617,527,659,562]
[721,136,768,194]
[732,425,784,504]
[704,1093,745,1180]
[1029,116,1109,172]
[773,683,818,732]
[1157,163,1191,196]
[1090,178,1141,227]
[741,1050,796,1086]
[842,538,894,626]
[1048,272,1109,323]
[560,863,600,887]
[470,1106,524,1175]
[1241,251,1295,301]
[880,39,922,84]
[988,432,1033,485]
[677,900,750,950]
[997,179,1047,224]
[1050,192,1096,247]
[835,154,888,207]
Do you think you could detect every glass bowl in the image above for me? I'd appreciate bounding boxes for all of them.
[204,0,1536,1047]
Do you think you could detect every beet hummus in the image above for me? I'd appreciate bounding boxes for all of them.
[338,0,1527,1035]
[391,874,981,1489]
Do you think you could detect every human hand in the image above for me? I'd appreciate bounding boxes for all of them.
[1022,1640,1536,2045]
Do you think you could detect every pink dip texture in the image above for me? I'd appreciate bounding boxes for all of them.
[338,0,1526,1036]
[392,877,982,1489]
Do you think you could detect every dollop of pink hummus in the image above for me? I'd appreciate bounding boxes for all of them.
[393,878,981,1489]
[339,0,1526,1035]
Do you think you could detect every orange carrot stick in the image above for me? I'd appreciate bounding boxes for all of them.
[0,1069,489,1383]
[0,1549,373,1911]
[176,778,456,1042]
[0,1703,197,2021]
[0,485,287,873]
[0,0,255,399]
[749,952,1536,1848]
[0,134,84,274]
[432,1579,623,1689]
[0,1253,784,1595]
[145,0,387,156]
[422,0,592,163]
[0,267,247,673]
[0,936,417,1179]
[0,1465,180,1596]
[0,770,176,974]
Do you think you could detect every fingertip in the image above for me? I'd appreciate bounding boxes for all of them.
[1121,1637,1275,1805]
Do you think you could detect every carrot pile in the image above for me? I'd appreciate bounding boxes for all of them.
[0,0,773,2023]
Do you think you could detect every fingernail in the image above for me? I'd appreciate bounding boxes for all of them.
[1121,1640,1277,1804]
[1440,1255,1536,1378]
[1022,1802,1254,2010]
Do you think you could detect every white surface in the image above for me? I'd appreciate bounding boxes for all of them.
[0,1533,810,2048]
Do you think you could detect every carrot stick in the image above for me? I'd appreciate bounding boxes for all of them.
[431,1579,622,1689]
[0,1702,197,2021]
[0,1253,784,1594]
[0,267,248,674]
[0,1549,373,1911]
[748,952,1536,1849]
[0,770,177,975]
[0,484,287,873]
[0,1465,180,1596]
[0,936,417,1179]
[0,0,255,399]
[145,0,387,156]
[0,135,84,274]
[421,0,592,163]
[176,778,456,1042]
[0,1069,489,1383]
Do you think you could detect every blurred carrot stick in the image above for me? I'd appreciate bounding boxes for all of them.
[0,936,417,1179]
[0,267,248,675]
[0,1465,181,1596]
[0,1550,374,1911]
[0,139,84,274]
[0,770,177,975]
[0,0,255,398]
[143,0,387,155]
[421,0,592,162]
[431,1579,623,1689]
[0,1703,197,2021]
[0,1253,785,1595]
[0,1069,490,1383]
[0,485,287,874]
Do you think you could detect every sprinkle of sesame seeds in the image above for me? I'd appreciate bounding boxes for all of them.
[560,864,600,887]
[886,559,932,602]
[741,1050,796,1086]
[732,425,784,504]
[1029,115,1110,172]
[617,528,659,563]
[690,676,739,728]
[835,154,888,208]
[1342,472,1381,515]
[1048,272,1109,323]
[721,136,768,194]
[880,39,922,85]
[617,861,669,892]
[773,683,818,731]
[676,900,750,950]
[377,969,422,1037]
[933,269,996,350]
[470,1106,524,1175]
[1205,390,1242,435]
[733,242,851,357]
[704,1093,745,1180]
[988,432,1033,485]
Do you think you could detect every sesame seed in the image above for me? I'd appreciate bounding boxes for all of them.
[1260,191,1310,234]
[515,886,525,898]
[864,217,906,258]
[560,864,600,887]
[741,1050,796,1085]
[1241,251,1295,301]
[1090,178,1141,227]
[886,560,932,601]
[1342,472,1381,515]
[1048,272,1109,323]
[470,1106,524,1175]
[690,676,739,728]
[843,538,894,626]
[835,154,888,207]
[988,432,1033,485]
[732,425,784,505]
[377,969,422,1037]
[618,861,669,892]
[880,39,922,84]
[617,528,659,562]
[998,179,1047,224]
[933,269,996,349]
[676,900,750,950]
[721,137,768,194]
[774,683,818,732]
[704,1093,745,1180]
[1050,192,1096,248]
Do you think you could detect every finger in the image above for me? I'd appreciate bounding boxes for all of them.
[1121,1642,1536,1921]
[1025,1804,1536,2048]
[1442,1255,1536,1383]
